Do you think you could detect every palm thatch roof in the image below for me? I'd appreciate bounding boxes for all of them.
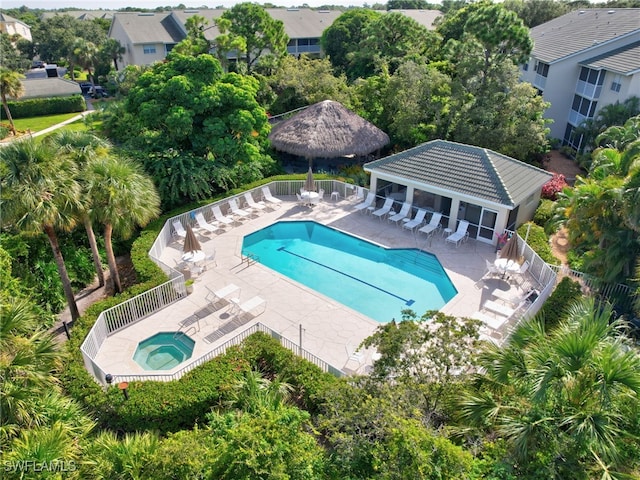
[268,100,390,158]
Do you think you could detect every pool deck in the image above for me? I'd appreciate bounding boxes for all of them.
[94,195,532,378]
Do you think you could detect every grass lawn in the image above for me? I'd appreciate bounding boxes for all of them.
[11,112,84,133]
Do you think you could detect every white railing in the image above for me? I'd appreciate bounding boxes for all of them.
[106,322,345,385]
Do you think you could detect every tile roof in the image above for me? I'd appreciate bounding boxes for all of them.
[530,8,640,63]
[388,9,442,29]
[364,140,552,207]
[581,40,640,74]
[18,78,81,99]
[112,12,183,44]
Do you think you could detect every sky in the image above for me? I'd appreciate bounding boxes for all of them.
[2,0,374,9]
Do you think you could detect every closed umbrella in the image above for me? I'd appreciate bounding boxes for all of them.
[183,225,201,254]
[499,234,520,262]
[304,166,316,192]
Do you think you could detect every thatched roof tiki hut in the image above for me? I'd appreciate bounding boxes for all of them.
[268,100,390,170]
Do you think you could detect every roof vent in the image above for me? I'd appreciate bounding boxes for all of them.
[287,8,299,11]
[318,10,331,13]
[578,10,585,14]
[138,13,154,16]
[608,10,615,14]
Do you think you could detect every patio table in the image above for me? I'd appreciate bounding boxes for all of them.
[494,258,521,279]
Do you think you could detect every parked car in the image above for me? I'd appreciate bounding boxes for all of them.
[79,83,92,95]
[90,86,109,98]
[32,60,46,68]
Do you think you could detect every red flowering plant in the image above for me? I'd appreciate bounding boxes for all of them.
[541,173,568,200]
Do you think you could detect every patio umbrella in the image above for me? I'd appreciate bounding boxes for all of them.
[499,233,520,262]
[183,225,201,254]
[304,166,316,192]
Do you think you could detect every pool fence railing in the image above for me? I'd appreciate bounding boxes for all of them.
[83,180,625,385]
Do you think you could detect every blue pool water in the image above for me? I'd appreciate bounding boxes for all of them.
[241,221,457,323]
[133,332,195,370]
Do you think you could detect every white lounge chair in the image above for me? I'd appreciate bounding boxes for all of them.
[418,212,443,237]
[353,192,375,213]
[371,197,394,219]
[261,186,282,207]
[483,300,518,318]
[403,208,428,231]
[205,283,240,311]
[445,220,470,247]
[229,295,266,320]
[194,212,218,234]
[228,198,251,218]
[244,192,266,212]
[388,202,412,224]
[472,311,508,330]
[211,205,234,226]
[173,220,187,238]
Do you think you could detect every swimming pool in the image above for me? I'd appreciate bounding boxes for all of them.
[241,221,457,322]
[133,332,195,371]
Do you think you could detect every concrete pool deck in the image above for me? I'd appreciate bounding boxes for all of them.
[94,195,532,378]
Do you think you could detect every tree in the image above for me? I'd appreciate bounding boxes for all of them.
[362,310,482,424]
[457,298,640,478]
[84,155,160,294]
[0,139,82,321]
[73,38,99,85]
[108,53,274,208]
[354,12,440,76]
[0,298,60,441]
[503,0,569,27]
[266,55,354,115]
[215,3,288,74]
[0,68,24,135]
[173,14,211,57]
[0,33,31,71]
[100,38,125,71]
[321,9,382,80]
[47,131,112,287]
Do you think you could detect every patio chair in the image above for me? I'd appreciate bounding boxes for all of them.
[261,186,282,207]
[296,192,306,206]
[483,299,519,318]
[388,202,412,224]
[204,283,240,312]
[483,259,501,279]
[194,212,218,234]
[353,192,375,213]
[172,220,187,238]
[445,220,470,247]
[371,197,394,219]
[402,208,428,231]
[417,212,443,237]
[229,295,266,322]
[511,260,530,284]
[211,205,234,226]
[244,192,266,212]
[228,198,251,218]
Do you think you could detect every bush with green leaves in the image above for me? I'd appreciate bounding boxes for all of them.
[533,198,556,235]
[517,221,558,265]
[539,276,583,329]
[7,95,85,118]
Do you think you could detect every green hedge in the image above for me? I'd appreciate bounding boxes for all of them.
[517,222,559,265]
[540,276,583,329]
[8,95,85,119]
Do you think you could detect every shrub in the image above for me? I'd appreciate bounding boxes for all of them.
[517,222,559,265]
[7,95,85,119]
[540,276,583,329]
[533,199,556,233]
[541,173,568,200]
[0,123,10,139]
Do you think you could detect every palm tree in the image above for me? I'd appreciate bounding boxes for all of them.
[0,67,25,135]
[85,156,160,294]
[0,298,61,441]
[227,370,293,414]
[47,131,112,287]
[73,38,99,86]
[0,139,82,321]
[100,38,125,71]
[457,298,640,478]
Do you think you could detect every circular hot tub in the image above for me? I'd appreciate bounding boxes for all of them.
[133,332,195,371]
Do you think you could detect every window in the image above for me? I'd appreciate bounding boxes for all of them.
[522,63,529,71]
[611,74,622,92]
[142,44,156,54]
[535,62,549,77]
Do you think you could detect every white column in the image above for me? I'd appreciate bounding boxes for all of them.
[448,198,460,230]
